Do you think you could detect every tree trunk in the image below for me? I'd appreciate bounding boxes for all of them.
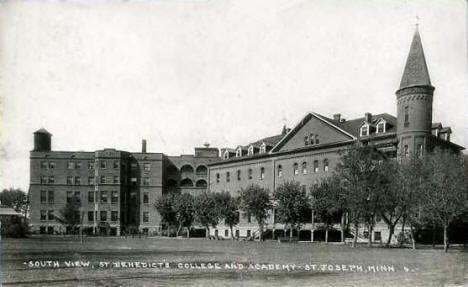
[399,216,406,248]
[325,228,329,244]
[368,224,373,247]
[187,227,190,238]
[259,224,263,241]
[410,225,416,250]
[443,224,449,253]
[385,224,394,247]
[352,222,358,248]
[176,223,182,237]
[432,223,436,248]
[205,226,210,239]
[289,227,293,239]
[340,213,345,243]
[230,226,234,240]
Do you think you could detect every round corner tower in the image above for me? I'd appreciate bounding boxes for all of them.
[396,27,434,158]
[33,128,52,151]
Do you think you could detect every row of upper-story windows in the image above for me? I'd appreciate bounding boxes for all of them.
[40,160,152,171]
[215,159,329,183]
[40,176,151,186]
[304,134,320,146]
[83,190,119,204]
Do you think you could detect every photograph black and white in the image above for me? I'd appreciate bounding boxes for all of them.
[0,0,467,286]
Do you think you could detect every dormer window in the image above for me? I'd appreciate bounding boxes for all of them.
[248,145,254,156]
[223,150,230,160]
[360,124,369,137]
[236,147,242,157]
[260,143,266,154]
[376,122,384,133]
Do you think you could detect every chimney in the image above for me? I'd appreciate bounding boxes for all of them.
[333,113,341,122]
[142,139,147,153]
[365,112,372,123]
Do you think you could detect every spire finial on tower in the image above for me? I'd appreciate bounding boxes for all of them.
[415,15,420,28]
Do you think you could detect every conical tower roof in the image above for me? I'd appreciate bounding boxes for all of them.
[399,27,432,90]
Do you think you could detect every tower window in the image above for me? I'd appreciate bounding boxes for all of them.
[293,163,299,175]
[417,144,423,158]
[260,167,265,180]
[277,165,283,177]
[314,160,319,173]
[324,159,329,172]
[302,162,307,175]
[404,145,409,157]
[404,106,409,127]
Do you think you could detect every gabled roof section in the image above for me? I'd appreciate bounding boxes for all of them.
[270,112,356,153]
[328,113,397,138]
[399,27,432,90]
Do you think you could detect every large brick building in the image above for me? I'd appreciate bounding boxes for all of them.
[29,28,463,240]
[207,28,463,242]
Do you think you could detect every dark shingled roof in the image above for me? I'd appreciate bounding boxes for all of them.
[399,28,432,90]
[322,113,397,138]
[34,128,52,135]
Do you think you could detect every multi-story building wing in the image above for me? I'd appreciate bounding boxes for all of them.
[207,28,464,242]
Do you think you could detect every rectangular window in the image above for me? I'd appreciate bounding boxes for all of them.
[404,145,409,157]
[248,169,253,180]
[48,190,54,204]
[143,177,150,186]
[143,212,149,223]
[100,191,108,203]
[377,123,384,133]
[40,210,47,221]
[260,167,265,180]
[67,176,73,185]
[88,191,94,203]
[67,191,73,203]
[315,135,319,144]
[111,211,118,222]
[100,161,106,169]
[74,191,81,203]
[100,176,106,184]
[277,165,282,177]
[216,173,220,183]
[293,164,299,175]
[113,176,120,184]
[302,162,307,175]
[67,161,74,169]
[225,230,229,237]
[226,172,230,182]
[237,170,241,181]
[41,161,47,168]
[417,144,423,158]
[40,190,47,203]
[374,231,382,241]
[100,211,107,221]
[75,162,81,169]
[246,230,251,237]
[41,176,47,184]
[324,159,329,172]
[40,226,46,234]
[131,163,137,169]
[88,161,94,169]
[47,210,54,220]
[111,191,118,204]
[143,192,149,204]
[49,161,55,169]
[113,161,119,169]
[131,177,137,185]
[48,176,55,184]
[88,211,94,222]
[143,163,151,171]
[314,160,319,173]
[75,176,81,185]
[88,176,95,185]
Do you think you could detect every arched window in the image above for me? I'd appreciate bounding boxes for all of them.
[248,169,253,180]
[248,145,254,156]
[323,159,329,172]
[313,160,319,173]
[236,147,242,157]
[260,167,265,180]
[195,179,207,188]
[196,165,208,176]
[277,165,283,177]
[180,178,193,187]
[223,150,230,160]
[302,162,307,175]
[180,164,194,174]
[293,163,299,175]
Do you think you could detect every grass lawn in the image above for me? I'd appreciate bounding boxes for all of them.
[1,236,467,287]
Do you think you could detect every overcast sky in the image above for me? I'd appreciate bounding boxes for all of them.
[0,0,466,191]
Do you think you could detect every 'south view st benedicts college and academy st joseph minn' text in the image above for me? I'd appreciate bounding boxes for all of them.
[27,27,463,242]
